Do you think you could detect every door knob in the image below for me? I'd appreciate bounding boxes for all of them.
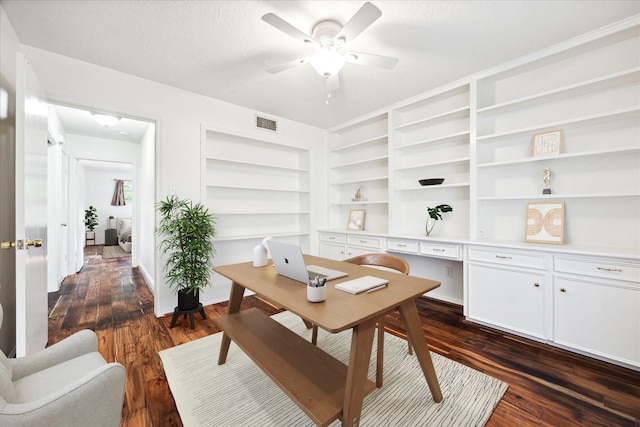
[25,239,43,248]
[1,241,16,250]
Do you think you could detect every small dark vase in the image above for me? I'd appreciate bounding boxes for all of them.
[177,289,200,311]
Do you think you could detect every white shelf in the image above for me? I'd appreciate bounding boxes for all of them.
[477,146,639,168]
[206,156,309,173]
[331,155,388,169]
[216,211,311,215]
[477,107,639,141]
[396,157,470,171]
[207,184,309,193]
[330,200,389,206]
[397,183,470,191]
[394,131,470,150]
[477,67,640,115]
[214,231,310,242]
[330,134,387,152]
[393,106,470,131]
[477,192,639,201]
[330,176,388,185]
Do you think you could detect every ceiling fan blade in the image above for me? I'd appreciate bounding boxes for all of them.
[334,2,382,45]
[266,57,310,74]
[344,52,398,69]
[262,13,316,46]
[326,74,340,92]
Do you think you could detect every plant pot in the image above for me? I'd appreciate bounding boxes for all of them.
[177,289,200,311]
[426,218,436,236]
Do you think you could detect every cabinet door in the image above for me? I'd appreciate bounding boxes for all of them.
[554,276,639,367]
[468,264,547,339]
[320,242,345,261]
[346,245,379,259]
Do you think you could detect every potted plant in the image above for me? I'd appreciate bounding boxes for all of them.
[426,204,453,236]
[157,195,217,313]
[84,206,98,245]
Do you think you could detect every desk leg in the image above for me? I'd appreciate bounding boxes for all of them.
[398,300,444,403]
[217,281,245,365]
[342,318,376,427]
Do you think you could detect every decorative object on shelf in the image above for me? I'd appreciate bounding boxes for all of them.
[426,204,453,236]
[351,186,367,202]
[419,178,445,186]
[525,201,565,244]
[542,168,552,194]
[253,237,273,267]
[157,195,217,329]
[347,209,366,231]
[84,205,98,232]
[532,129,562,158]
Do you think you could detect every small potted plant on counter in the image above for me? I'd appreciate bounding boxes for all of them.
[426,204,453,236]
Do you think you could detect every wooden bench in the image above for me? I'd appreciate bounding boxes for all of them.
[215,308,376,426]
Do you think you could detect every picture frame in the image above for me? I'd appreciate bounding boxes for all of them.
[532,129,562,158]
[525,201,565,244]
[347,209,366,231]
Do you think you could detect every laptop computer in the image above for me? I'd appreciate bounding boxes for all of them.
[267,240,348,284]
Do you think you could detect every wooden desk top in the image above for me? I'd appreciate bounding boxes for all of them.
[214,254,440,333]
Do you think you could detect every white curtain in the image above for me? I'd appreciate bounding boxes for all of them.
[111,180,125,206]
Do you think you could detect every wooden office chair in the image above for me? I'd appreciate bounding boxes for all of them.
[312,253,412,388]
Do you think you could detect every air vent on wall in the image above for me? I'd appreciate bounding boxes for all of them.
[255,115,277,132]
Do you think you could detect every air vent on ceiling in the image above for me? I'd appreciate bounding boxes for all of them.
[255,115,277,132]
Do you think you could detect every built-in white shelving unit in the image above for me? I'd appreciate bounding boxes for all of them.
[327,113,389,233]
[322,17,640,370]
[473,24,640,250]
[389,84,471,238]
[202,127,311,257]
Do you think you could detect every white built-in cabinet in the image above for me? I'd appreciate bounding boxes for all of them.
[321,18,640,369]
[467,246,551,340]
[319,231,383,260]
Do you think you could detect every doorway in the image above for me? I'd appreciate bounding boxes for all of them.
[48,103,156,295]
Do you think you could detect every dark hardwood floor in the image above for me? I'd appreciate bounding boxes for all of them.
[47,246,640,426]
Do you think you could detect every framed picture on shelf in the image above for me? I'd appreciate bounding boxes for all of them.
[347,209,366,231]
[525,201,565,244]
[532,129,562,157]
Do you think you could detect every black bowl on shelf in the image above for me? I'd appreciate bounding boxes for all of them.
[419,178,445,186]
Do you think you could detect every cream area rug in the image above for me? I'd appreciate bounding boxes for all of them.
[159,311,507,427]
[102,245,130,259]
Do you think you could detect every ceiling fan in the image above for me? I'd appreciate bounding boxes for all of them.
[262,2,398,92]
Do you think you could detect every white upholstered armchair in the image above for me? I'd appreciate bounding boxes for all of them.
[0,304,126,426]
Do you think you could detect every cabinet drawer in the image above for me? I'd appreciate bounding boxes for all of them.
[555,256,640,283]
[347,235,381,249]
[468,246,548,270]
[320,232,346,244]
[387,239,418,254]
[419,242,461,260]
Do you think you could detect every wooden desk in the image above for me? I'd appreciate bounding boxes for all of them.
[214,255,443,427]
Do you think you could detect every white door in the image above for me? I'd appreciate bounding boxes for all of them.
[0,53,49,356]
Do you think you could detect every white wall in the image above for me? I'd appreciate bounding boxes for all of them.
[15,45,326,316]
[137,124,156,292]
[82,165,133,245]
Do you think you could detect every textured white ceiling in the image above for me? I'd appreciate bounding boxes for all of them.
[3,1,639,129]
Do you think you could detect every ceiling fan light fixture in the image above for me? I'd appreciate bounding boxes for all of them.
[310,48,345,78]
[92,112,120,127]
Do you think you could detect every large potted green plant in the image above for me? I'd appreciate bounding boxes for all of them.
[157,196,217,312]
[84,206,98,231]
[84,206,99,245]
